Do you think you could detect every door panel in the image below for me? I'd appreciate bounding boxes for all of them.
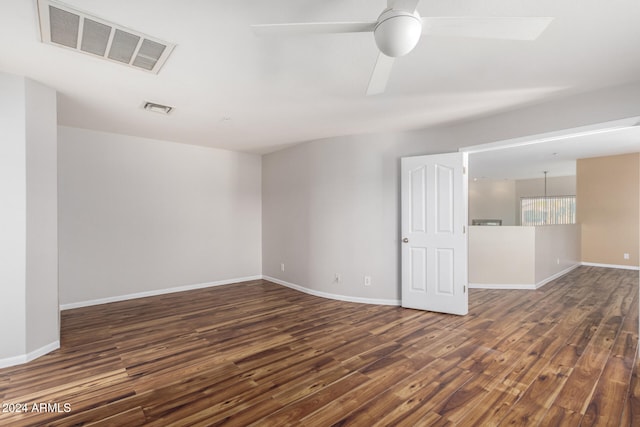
[436,248,454,295]
[410,166,427,232]
[410,247,427,291]
[435,164,454,233]
[401,152,468,315]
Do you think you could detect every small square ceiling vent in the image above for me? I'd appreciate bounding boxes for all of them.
[37,0,175,74]
[143,101,173,114]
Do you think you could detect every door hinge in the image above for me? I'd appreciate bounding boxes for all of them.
[463,166,467,175]
[464,285,467,293]
[463,225,466,234]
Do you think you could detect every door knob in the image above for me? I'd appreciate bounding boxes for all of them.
[402,238,409,243]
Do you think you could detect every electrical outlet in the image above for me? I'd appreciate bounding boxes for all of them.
[624,253,630,260]
[281,263,285,272]
[556,258,560,265]
[364,276,372,286]
[334,273,341,283]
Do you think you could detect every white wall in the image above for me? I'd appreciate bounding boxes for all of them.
[468,226,536,286]
[535,225,581,283]
[58,127,262,306]
[263,81,640,302]
[439,81,640,148]
[0,73,27,360]
[25,78,59,353]
[262,131,463,302]
[0,73,58,367]
[469,179,516,225]
[469,224,581,288]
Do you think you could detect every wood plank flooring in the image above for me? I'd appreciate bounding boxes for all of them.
[0,266,638,426]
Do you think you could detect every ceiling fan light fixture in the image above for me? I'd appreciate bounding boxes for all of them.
[251,1,556,95]
[374,9,422,57]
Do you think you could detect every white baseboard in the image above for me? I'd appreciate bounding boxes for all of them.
[59,275,263,310]
[470,263,581,290]
[263,276,401,306]
[469,283,536,290]
[0,340,60,369]
[59,262,635,311]
[581,262,640,271]
[535,264,581,289]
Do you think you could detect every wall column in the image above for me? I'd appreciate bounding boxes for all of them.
[0,72,59,368]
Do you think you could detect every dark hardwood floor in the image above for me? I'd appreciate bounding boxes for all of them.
[0,266,638,426]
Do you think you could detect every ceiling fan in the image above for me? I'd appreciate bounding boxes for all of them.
[251,0,553,95]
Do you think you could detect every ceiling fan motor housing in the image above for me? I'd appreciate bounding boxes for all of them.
[374,9,422,57]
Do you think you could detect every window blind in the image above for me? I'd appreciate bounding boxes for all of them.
[521,195,576,226]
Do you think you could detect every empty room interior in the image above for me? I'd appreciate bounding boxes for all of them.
[1,0,640,425]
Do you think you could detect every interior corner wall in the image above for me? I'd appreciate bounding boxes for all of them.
[58,127,262,306]
[577,153,640,267]
[262,130,459,302]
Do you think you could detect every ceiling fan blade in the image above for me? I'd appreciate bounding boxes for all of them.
[251,21,376,36]
[367,53,395,96]
[389,0,422,12]
[422,17,554,40]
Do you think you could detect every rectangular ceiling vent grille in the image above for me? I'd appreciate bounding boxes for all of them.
[37,0,175,74]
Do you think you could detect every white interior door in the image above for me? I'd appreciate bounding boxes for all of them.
[401,152,468,315]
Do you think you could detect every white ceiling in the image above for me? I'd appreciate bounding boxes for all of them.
[468,126,640,180]
[1,0,640,156]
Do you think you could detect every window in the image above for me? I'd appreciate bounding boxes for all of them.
[521,195,576,226]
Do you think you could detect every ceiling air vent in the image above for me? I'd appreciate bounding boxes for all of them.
[143,102,173,115]
[37,0,175,74]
